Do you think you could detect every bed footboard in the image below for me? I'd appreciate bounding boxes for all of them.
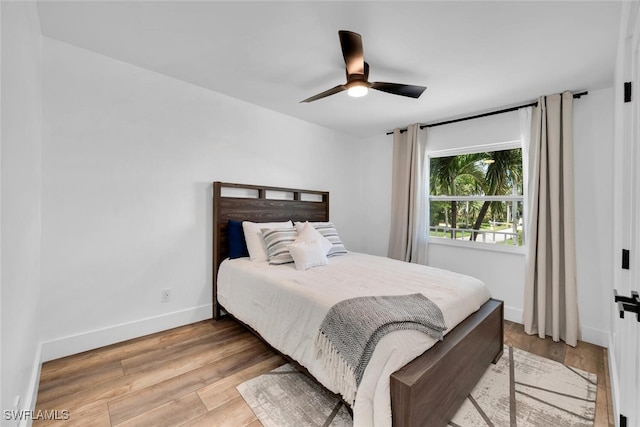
[390,298,504,427]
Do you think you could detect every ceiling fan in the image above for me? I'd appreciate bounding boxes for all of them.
[301,30,427,103]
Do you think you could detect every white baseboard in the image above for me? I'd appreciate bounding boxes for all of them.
[503,305,523,324]
[502,305,608,347]
[18,342,42,427]
[40,304,212,362]
[580,325,609,348]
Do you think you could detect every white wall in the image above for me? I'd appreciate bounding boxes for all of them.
[573,88,614,345]
[359,90,614,347]
[356,133,392,257]
[427,110,521,152]
[1,0,43,422]
[40,38,364,360]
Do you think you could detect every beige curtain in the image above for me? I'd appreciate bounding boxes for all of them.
[388,124,428,264]
[523,92,579,346]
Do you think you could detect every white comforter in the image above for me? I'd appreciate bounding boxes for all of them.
[217,252,490,427]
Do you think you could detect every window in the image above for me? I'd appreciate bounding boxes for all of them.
[429,144,524,247]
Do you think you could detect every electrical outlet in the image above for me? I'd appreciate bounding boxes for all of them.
[160,289,171,303]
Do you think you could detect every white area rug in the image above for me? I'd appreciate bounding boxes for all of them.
[451,346,597,427]
[237,364,352,427]
[237,346,597,427]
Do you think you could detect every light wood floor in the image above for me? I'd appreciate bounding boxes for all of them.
[34,318,614,426]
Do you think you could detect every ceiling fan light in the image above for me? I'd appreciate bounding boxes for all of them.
[347,82,368,97]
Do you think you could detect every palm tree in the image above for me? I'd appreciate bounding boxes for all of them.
[430,154,485,239]
[470,149,522,240]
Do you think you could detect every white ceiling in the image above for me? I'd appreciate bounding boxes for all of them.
[36,1,622,138]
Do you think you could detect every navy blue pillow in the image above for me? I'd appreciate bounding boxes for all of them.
[227,220,249,259]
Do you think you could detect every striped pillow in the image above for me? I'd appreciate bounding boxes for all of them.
[296,222,347,257]
[261,227,297,265]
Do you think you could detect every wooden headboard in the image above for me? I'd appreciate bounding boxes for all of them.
[212,181,329,319]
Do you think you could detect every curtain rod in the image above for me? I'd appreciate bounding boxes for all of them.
[385,91,588,135]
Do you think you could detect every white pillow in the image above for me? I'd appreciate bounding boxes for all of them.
[295,221,347,257]
[294,221,333,255]
[261,227,297,265]
[288,240,329,271]
[242,220,293,262]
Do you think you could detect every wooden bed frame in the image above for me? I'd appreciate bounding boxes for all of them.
[212,181,504,427]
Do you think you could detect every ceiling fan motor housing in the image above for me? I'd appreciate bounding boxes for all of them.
[301,31,425,102]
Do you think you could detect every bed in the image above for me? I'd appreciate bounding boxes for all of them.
[212,181,504,427]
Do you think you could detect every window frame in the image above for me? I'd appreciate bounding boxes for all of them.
[427,140,526,254]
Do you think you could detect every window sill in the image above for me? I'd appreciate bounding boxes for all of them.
[428,237,527,255]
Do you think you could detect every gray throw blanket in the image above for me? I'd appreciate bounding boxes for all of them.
[314,293,447,405]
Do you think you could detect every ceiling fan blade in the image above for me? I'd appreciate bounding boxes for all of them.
[370,82,426,98]
[300,85,346,103]
[347,61,370,81]
[339,30,365,76]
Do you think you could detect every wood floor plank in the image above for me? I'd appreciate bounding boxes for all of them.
[188,395,258,427]
[502,321,536,352]
[197,354,286,411]
[37,360,124,405]
[33,401,111,427]
[503,321,568,363]
[39,333,266,415]
[113,393,207,427]
[107,341,272,425]
[603,349,615,426]
[595,379,609,426]
[39,320,225,383]
[527,335,567,363]
[120,325,246,374]
[593,346,608,427]
[564,340,602,373]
